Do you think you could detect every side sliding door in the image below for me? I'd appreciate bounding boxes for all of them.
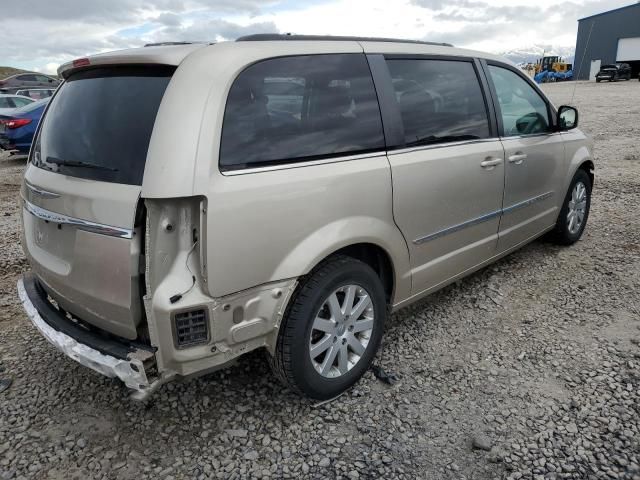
[369,53,505,296]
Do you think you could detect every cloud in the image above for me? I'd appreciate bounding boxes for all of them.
[0,0,274,21]
[410,0,485,10]
[155,12,183,26]
[148,18,279,43]
[0,1,280,73]
[0,0,633,74]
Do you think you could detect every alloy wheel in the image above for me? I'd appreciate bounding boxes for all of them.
[309,284,374,378]
[567,181,587,235]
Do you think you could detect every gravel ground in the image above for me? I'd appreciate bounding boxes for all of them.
[0,80,639,480]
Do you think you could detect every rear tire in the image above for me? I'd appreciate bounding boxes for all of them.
[270,255,386,400]
[549,169,592,245]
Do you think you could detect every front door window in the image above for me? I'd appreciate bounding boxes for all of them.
[488,66,551,137]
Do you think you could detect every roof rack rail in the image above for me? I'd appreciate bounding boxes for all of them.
[236,33,453,47]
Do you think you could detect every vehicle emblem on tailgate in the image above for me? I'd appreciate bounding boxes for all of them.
[35,228,47,246]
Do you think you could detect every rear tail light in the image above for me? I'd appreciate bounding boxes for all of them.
[5,118,32,129]
[173,308,209,348]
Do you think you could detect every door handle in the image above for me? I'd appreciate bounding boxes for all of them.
[508,153,527,164]
[480,157,502,169]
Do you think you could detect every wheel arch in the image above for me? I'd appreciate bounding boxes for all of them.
[562,142,594,199]
[270,217,412,306]
[578,159,594,187]
[322,243,396,304]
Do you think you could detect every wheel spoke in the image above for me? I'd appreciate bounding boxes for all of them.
[347,333,366,356]
[327,293,343,321]
[568,214,576,232]
[342,285,357,316]
[353,317,374,333]
[320,345,339,375]
[310,334,333,359]
[337,344,349,374]
[349,295,371,320]
[312,317,335,333]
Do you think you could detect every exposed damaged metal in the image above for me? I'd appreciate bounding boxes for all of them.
[18,278,156,393]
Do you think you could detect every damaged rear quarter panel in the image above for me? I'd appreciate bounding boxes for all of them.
[143,197,297,379]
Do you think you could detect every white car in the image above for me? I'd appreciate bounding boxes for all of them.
[15,88,56,100]
[0,94,34,115]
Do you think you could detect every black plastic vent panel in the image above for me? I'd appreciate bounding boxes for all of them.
[174,309,209,348]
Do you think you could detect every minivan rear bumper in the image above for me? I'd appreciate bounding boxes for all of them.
[17,273,156,392]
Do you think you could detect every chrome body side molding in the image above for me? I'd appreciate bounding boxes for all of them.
[413,191,554,245]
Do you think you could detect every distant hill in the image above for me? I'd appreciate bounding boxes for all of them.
[0,66,30,79]
[500,46,575,66]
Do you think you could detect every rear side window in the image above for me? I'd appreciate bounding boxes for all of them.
[220,54,384,170]
[16,98,47,113]
[31,66,173,185]
[386,59,490,146]
[12,97,33,107]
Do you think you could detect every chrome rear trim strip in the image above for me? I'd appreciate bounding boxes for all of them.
[25,181,60,199]
[23,198,133,239]
[413,191,554,245]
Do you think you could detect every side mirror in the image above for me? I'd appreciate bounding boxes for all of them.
[558,105,578,131]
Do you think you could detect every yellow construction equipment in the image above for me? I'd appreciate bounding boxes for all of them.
[535,55,572,74]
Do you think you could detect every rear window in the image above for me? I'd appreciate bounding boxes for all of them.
[31,66,173,185]
[219,54,385,170]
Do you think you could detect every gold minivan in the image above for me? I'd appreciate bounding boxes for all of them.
[17,35,593,400]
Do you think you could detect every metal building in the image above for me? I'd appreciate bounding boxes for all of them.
[574,2,640,80]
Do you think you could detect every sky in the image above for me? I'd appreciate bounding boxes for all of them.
[0,0,634,74]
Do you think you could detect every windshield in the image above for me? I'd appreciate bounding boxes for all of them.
[31,65,174,186]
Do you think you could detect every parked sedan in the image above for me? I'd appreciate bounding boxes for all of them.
[0,94,34,115]
[595,63,632,82]
[15,88,56,100]
[0,98,48,153]
[0,73,60,93]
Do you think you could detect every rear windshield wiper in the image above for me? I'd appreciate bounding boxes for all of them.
[46,156,118,172]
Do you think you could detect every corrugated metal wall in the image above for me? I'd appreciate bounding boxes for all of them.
[574,3,640,80]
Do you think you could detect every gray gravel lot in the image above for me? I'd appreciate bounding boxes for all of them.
[0,80,639,480]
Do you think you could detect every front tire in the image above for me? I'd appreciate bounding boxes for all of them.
[549,169,592,245]
[270,255,386,400]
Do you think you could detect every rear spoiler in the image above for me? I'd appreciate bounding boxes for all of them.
[57,43,208,79]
